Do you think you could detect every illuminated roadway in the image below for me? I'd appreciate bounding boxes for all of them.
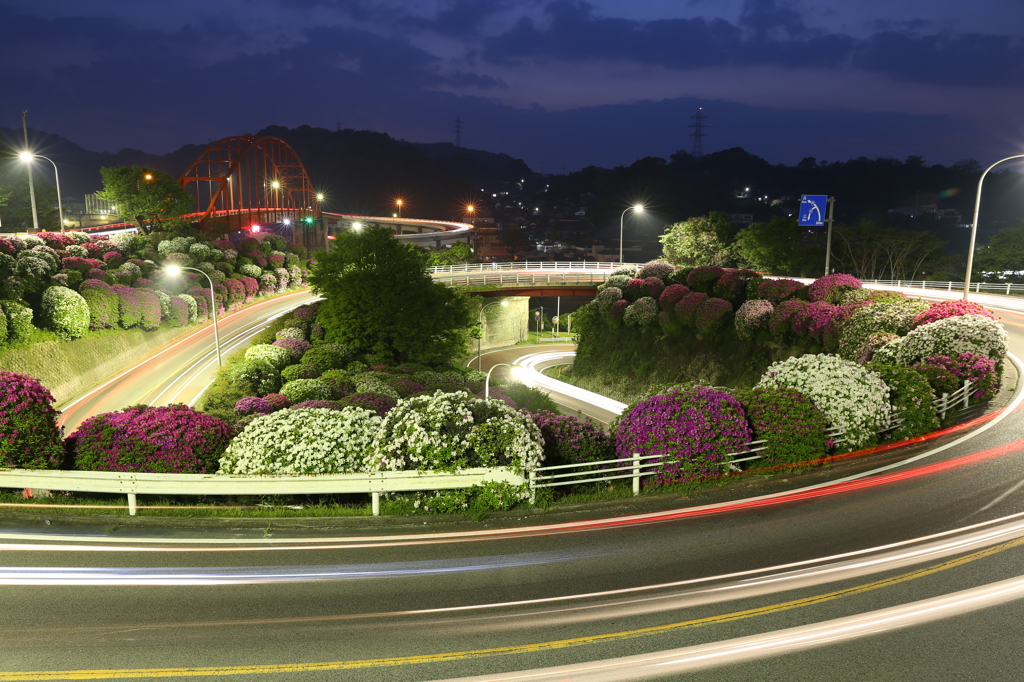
[4,273,1024,680]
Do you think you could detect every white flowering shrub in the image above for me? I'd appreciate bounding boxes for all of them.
[757,354,890,449]
[244,343,292,370]
[176,294,198,324]
[154,290,172,321]
[66,244,89,258]
[276,327,306,341]
[354,375,401,400]
[218,407,381,475]
[157,237,196,259]
[41,286,89,340]
[239,264,262,278]
[873,314,1009,366]
[372,391,543,474]
[735,299,773,340]
[279,378,332,403]
[837,298,929,360]
[623,297,659,327]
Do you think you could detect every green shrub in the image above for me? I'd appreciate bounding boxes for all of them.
[300,343,354,372]
[231,357,282,396]
[244,343,291,371]
[0,300,34,341]
[837,298,929,360]
[319,369,357,399]
[866,364,939,440]
[734,388,829,467]
[281,363,322,381]
[279,378,332,404]
[499,382,561,412]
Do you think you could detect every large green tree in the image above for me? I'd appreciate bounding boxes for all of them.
[427,241,474,267]
[974,222,1024,281]
[309,226,475,364]
[659,212,734,267]
[831,221,950,280]
[97,166,193,234]
[734,217,820,276]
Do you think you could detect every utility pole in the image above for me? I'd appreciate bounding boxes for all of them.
[22,111,39,232]
[823,197,836,276]
[689,107,709,158]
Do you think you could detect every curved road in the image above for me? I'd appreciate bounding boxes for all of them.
[4,275,1024,680]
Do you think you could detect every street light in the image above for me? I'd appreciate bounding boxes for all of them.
[164,264,222,367]
[395,199,403,219]
[484,362,521,399]
[477,300,509,371]
[963,154,1024,301]
[619,204,643,264]
[19,152,65,231]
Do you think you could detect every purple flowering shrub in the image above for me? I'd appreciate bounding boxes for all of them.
[755,278,804,304]
[616,386,752,485]
[387,377,427,398]
[103,251,124,268]
[735,299,773,340]
[686,265,725,293]
[768,299,809,339]
[659,284,690,310]
[239,276,259,299]
[137,289,161,330]
[694,297,734,339]
[608,299,629,325]
[673,291,709,327]
[166,297,189,327]
[636,260,675,280]
[267,253,286,268]
[110,284,143,328]
[530,410,614,466]
[272,338,312,361]
[72,404,234,474]
[623,297,659,327]
[808,273,862,302]
[290,400,345,410]
[234,396,275,417]
[274,267,290,292]
[595,287,623,314]
[61,256,93,274]
[734,388,830,466]
[912,300,996,329]
[913,353,999,401]
[338,392,397,416]
[222,278,245,307]
[0,372,64,469]
[624,278,646,301]
[638,276,665,299]
[262,393,290,410]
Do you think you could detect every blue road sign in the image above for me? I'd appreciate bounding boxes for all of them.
[799,195,828,226]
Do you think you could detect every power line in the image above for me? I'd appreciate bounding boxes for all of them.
[689,107,709,158]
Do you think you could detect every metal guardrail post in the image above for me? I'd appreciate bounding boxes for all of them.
[128,493,137,516]
[633,453,640,496]
[372,492,380,516]
[962,379,971,409]
[529,470,537,503]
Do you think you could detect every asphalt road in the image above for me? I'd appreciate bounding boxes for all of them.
[4,283,1024,680]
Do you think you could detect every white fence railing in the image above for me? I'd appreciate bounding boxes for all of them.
[433,272,611,288]
[530,380,975,496]
[429,261,637,275]
[0,467,525,517]
[861,279,1024,296]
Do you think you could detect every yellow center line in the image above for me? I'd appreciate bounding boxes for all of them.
[5,536,1023,680]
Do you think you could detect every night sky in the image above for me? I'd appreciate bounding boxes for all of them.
[4,0,1024,172]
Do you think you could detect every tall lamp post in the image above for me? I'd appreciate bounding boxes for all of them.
[477,300,509,371]
[963,154,1024,301]
[619,204,643,264]
[19,152,65,231]
[165,264,222,366]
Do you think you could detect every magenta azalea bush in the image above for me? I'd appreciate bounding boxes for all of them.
[808,273,862,302]
[615,386,752,485]
[529,410,614,465]
[623,297,659,327]
[914,353,999,401]
[272,337,311,361]
[0,371,64,469]
[337,392,397,416]
[735,299,773,340]
[756,278,804,304]
[658,283,690,310]
[72,404,234,474]
[715,269,758,303]
[912,300,996,329]
[80,279,119,329]
[694,297,733,339]
[234,396,275,417]
[609,298,629,324]
[674,291,709,327]
[686,265,725,292]
[768,299,808,338]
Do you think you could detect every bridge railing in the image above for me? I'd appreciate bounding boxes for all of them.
[860,279,1024,296]
[529,381,974,496]
[432,272,611,288]
[0,467,525,517]
[429,261,638,275]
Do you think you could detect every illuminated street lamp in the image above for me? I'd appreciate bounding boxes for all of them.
[395,199,403,219]
[19,152,65,231]
[619,204,644,264]
[963,154,1024,301]
[465,204,476,221]
[351,221,362,231]
[164,264,222,366]
[484,362,521,399]
[477,300,509,371]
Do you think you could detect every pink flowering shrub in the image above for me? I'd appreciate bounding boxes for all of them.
[674,291,709,327]
[636,260,675,280]
[529,410,614,465]
[166,297,189,327]
[61,256,93,274]
[638,276,665,299]
[914,353,999,401]
[262,393,290,410]
[615,386,752,485]
[39,232,76,248]
[267,253,286,268]
[239,276,259,299]
[103,251,124,268]
[72,404,234,474]
[658,283,690,310]
[609,299,629,324]
[686,266,725,293]
[79,279,120,329]
[715,269,758,304]
[768,299,809,339]
[0,372,64,469]
[735,299,773,340]
[756,278,804,304]
[0,237,14,256]
[273,338,312,361]
[234,396,275,417]
[694,297,734,339]
[222,278,245,307]
[808,273,861,302]
[338,392,397,416]
[111,284,145,328]
[624,278,646,301]
[912,300,996,329]
[87,267,110,283]
[387,377,426,398]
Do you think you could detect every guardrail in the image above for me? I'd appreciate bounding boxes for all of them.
[0,467,525,517]
[429,261,638,274]
[529,380,975,496]
[861,279,1024,296]
[432,272,611,288]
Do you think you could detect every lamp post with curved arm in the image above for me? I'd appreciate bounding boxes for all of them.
[484,362,521,398]
[477,300,509,371]
[19,152,65,231]
[619,204,643,264]
[963,154,1024,301]
[165,264,222,366]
